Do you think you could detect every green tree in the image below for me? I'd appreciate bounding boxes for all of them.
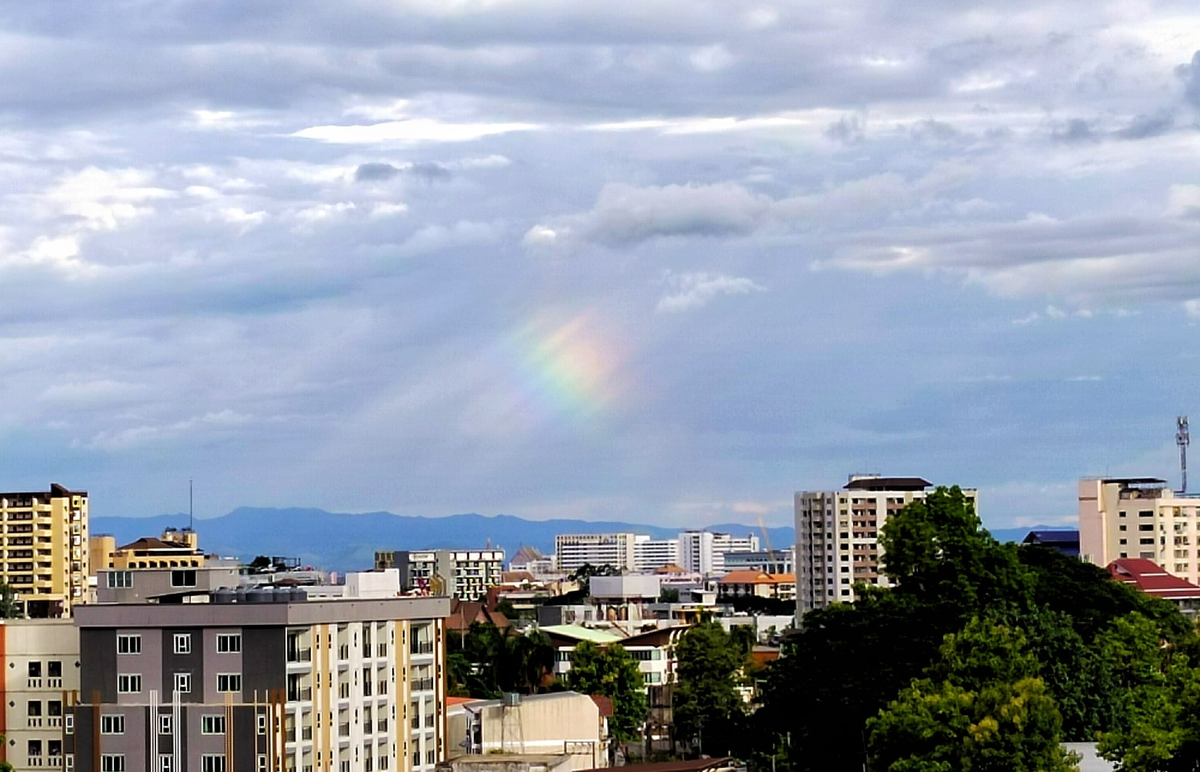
[658,587,680,603]
[499,629,556,695]
[674,621,747,757]
[0,583,21,619]
[868,618,1077,772]
[569,641,648,741]
[495,599,517,618]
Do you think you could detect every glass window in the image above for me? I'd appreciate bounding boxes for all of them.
[217,673,242,693]
[174,673,192,694]
[173,634,191,655]
[159,714,173,735]
[216,633,241,653]
[101,715,125,735]
[201,715,226,735]
[117,674,142,694]
[101,755,126,772]
[117,635,141,655]
[201,755,226,772]
[171,569,197,587]
[28,662,41,678]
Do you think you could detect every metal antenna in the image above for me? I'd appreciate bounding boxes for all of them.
[1178,417,1191,494]
[189,478,194,531]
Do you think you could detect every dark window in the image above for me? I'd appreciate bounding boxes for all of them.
[28,662,41,678]
[48,661,61,678]
[171,570,197,587]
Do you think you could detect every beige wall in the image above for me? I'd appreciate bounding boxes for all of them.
[1,619,80,771]
[450,693,608,771]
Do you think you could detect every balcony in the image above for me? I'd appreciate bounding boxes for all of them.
[287,687,313,702]
[412,678,435,692]
[410,642,434,655]
[287,648,312,664]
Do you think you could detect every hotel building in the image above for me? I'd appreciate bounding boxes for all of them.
[794,475,978,616]
[0,484,88,618]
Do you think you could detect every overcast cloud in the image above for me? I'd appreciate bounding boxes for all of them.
[2,0,1199,530]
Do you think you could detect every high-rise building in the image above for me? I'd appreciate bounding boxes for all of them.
[794,475,978,616]
[632,537,679,572]
[1079,477,1200,582]
[0,484,88,618]
[67,584,450,772]
[553,534,637,574]
[374,549,505,600]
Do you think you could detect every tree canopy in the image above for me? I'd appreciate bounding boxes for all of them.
[569,641,648,741]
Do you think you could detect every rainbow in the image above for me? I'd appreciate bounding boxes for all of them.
[506,313,623,423]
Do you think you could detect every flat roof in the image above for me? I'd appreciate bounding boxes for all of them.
[539,624,625,644]
[74,596,450,628]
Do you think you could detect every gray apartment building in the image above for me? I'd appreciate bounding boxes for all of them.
[67,584,450,772]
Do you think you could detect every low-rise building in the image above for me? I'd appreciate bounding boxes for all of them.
[542,625,689,690]
[446,692,609,770]
[717,571,796,602]
[1107,558,1200,616]
[67,582,451,772]
[1022,530,1081,557]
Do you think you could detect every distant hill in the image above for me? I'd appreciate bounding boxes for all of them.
[91,508,796,573]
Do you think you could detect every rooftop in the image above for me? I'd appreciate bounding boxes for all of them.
[718,570,796,584]
[1108,559,1200,599]
[844,476,932,491]
[539,624,625,644]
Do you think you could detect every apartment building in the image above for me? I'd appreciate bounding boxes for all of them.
[90,528,207,573]
[0,619,80,771]
[632,537,678,572]
[374,550,505,601]
[67,584,451,772]
[0,484,88,618]
[794,475,978,615]
[553,535,637,574]
[1079,477,1200,582]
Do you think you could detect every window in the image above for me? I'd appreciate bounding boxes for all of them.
[28,740,42,757]
[101,715,125,735]
[48,700,62,717]
[1140,538,1155,545]
[171,570,197,587]
[217,673,242,693]
[257,714,268,735]
[49,740,61,758]
[201,715,226,734]
[28,700,42,717]
[174,672,192,694]
[201,755,227,772]
[1139,524,1155,531]
[117,674,142,694]
[107,571,132,588]
[257,756,268,772]
[159,714,173,735]
[28,661,41,678]
[101,755,126,772]
[117,635,141,655]
[160,756,173,772]
[65,715,74,734]
[1119,525,1128,532]
[49,661,62,678]
[216,633,241,653]
[173,633,191,654]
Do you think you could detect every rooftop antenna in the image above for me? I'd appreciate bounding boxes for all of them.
[1179,417,1191,494]
[189,478,194,531]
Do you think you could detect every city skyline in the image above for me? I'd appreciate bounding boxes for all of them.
[2,3,1199,529]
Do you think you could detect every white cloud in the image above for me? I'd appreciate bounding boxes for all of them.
[1167,184,1200,219]
[689,44,735,72]
[293,118,539,144]
[657,271,766,312]
[370,202,409,219]
[522,224,559,247]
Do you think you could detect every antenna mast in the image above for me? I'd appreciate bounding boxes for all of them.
[1178,417,1190,495]
[189,478,194,531]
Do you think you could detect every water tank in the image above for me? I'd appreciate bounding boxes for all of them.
[248,588,270,604]
[272,587,290,603]
[290,588,307,602]
[213,588,236,605]
[234,587,250,604]
[502,692,521,707]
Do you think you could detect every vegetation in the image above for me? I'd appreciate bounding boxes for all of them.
[0,583,22,619]
[673,621,750,757]
[754,486,1198,772]
[447,622,556,698]
[568,641,648,741]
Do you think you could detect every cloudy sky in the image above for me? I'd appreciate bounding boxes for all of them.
[3,1,1200,530]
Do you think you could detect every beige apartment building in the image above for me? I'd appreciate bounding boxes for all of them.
[0,619,80,771]
[0,484,88,618]
[794,475,978,616]
[1079,477,1200,581]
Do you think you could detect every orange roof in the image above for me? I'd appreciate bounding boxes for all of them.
[447,696,480,706]
[718,570,796,584]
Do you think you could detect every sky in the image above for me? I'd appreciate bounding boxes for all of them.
[2,1,1200,530]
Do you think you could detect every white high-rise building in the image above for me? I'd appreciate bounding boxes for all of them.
[633,536,679,571]
[554,533,638,573]
[676,531,760,576]
[794,475,978,616]
[1080,477,1200,582]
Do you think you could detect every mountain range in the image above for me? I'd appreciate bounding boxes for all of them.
[91,507,1062,573]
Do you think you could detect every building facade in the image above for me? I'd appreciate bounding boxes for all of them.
[67,593,451,772]
[794,475,978,616]
[552,535,637,574]
[446,691,609,770]
[632,538,678,572]
[375,550,505,601]
[0,484,88,617]
[676,532,759,577]
[0,619,81,771]
[1079,477,1200,581]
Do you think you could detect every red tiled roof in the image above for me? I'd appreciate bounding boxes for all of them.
[718,570,796,585]
[1107,558,1200,599]
[589,695,614,717]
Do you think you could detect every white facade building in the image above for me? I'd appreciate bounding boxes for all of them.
[677,531,759,576]
[794,475,978,616]
[554,534,638,573]
[633,537,679,571]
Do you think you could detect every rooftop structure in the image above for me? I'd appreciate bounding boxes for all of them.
[1079,477,1200,583]
[1107,558,1200,615]
[1022,529,1081,557]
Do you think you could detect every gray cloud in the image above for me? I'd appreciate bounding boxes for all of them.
[1115,110,1174,140]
